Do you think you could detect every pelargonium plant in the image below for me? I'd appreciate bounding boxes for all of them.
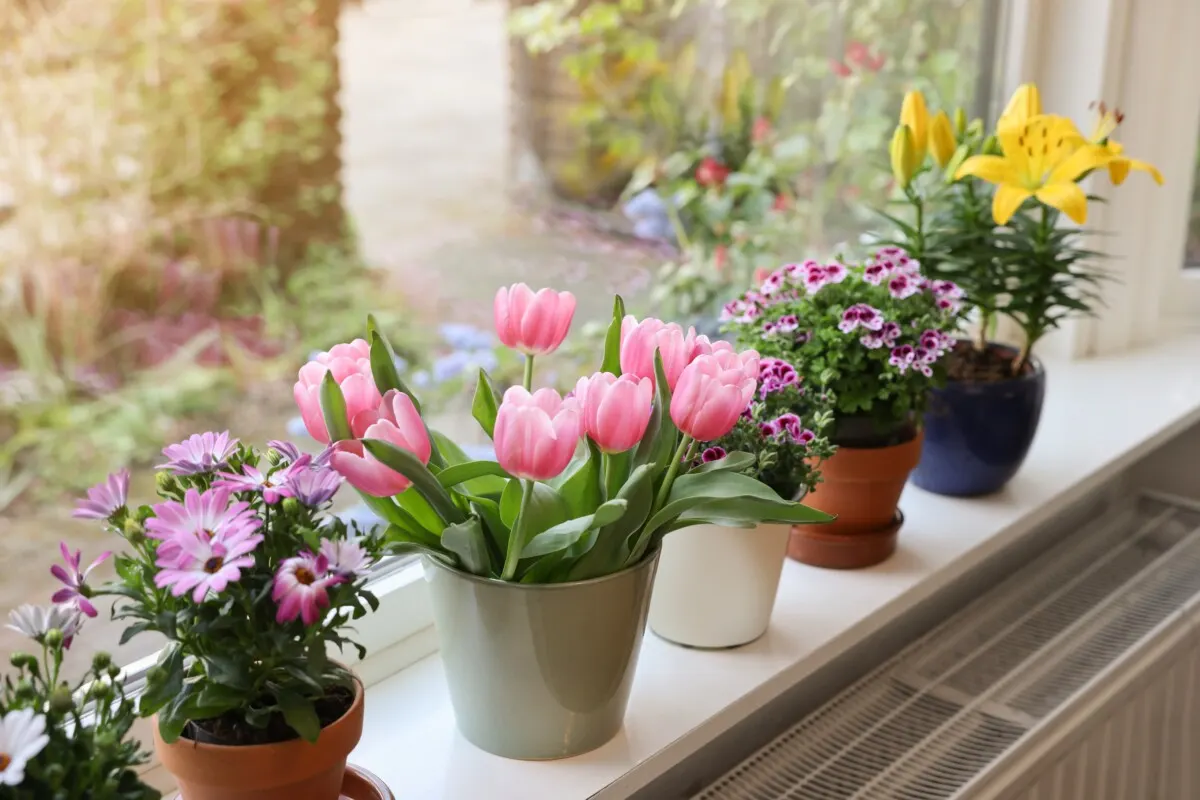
[59,437,390,746]
[1,604,156,798]
[293,283,830,585]
[723,249,961,445]
[694,357,836,500]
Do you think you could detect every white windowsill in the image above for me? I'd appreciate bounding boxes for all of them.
[340,334,1200,799]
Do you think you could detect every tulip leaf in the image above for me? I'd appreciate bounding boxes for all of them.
[437,460,512,490]
[520,499,628,560]
[362,439,465,524]
[383,527,455,565]
[556,439,603,517]
[674,497,831,529]
[441,517,492,576]
[633,349,678,472]
[394,487,444,535]
[566,463,657,580]
[471,368,503,439]
[689,451,756,475]
[368,329,421,414]
[430,430,502,496]
[460,494,508,567]
[357,492,440,547]
[319,371,353,443]
[500,480,569,539]
[601,295,626,374]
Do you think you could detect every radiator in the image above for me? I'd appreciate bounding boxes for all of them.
[694,493,1200,800]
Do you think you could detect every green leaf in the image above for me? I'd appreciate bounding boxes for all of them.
[319,371,353,443]
[634,350,678,472]
[138,642,184,719]
[437,460,512,490]
[556,439,602,517]
[601,295,627,374]
[690,451,756,474]
[395,487,446,534]
[567,463,657,580]
[442,517,492,575]
[277,689,322,743]
[368,328,421,414]
[471,369,503,439]
[500,480,569,538]
[384,532,455,565]
[462,494,509,565]
[362,440,466,523]
[356,491,439,547]
[520,499,628,559]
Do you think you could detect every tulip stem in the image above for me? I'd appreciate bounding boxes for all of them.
[651,436,693,517]
[523,355,534,392]
[501,479,536,581]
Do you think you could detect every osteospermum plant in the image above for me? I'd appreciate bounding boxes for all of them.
[1,603,156,798]
[724,249,961,446]
[294,284,831,585]
[59,437,389,746]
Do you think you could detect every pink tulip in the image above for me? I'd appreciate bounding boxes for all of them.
[493,284,577,356]
[619,316,703,391]
[329,391,431,497]
[575,372,654,453]
[493,387,582,480]
[293,339,383,444]
[670,351,760,442]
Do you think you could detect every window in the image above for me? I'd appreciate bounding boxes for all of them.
[0,0,1001,679]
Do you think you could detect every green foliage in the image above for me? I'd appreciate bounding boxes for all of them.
[1,623,156,799]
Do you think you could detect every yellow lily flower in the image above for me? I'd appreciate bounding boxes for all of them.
[899,90,929,164]
[956,114,1111,225]
[1088,106,1164,186]
[890,124,918,188]
[929,110,957,168]
[997,83,1042,133]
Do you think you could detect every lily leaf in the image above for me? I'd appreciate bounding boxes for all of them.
[689,451,756,475]
[471,368,503,439]
[442,517,492,575]
[520,499,628,559]
[319,371,353,443]
[601,295,626,374]
[362,440,465,524]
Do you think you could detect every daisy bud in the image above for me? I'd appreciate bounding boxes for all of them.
[44,628,64,648]
[89,681,113,702]
[155,471,177,494]
[92,652,112,670]
[14,679,35,700]
[10,652,36,672]
[49,685,74,713]
[281,497,301,515]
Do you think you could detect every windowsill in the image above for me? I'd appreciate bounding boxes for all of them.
[343,334,1200,799]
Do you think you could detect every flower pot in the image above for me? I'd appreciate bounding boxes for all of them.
[911,343,1045,496]
[154,679,366,800]
[789,431,923,569]
[423,551,659,760]
[648,522,790,648]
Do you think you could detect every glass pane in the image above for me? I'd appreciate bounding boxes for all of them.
[0,0,999,675]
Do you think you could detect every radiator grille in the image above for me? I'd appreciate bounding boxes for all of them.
[695,495,1200,800]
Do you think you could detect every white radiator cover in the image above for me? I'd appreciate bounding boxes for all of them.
[694,493,1200,800]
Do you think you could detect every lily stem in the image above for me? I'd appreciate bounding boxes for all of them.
[501,479,536,581]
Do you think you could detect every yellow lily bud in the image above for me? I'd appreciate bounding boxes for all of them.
[998,83,1041,132]
[899,90,929,163]
[929,111,956,168]
[890,124,918,188]
[953,107,967,136]
[981,134,1000,155]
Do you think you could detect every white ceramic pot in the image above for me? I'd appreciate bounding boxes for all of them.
[648,522,790,648]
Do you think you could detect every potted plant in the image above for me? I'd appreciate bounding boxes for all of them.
[296,284,831,760]
[648,357,835,648]
[58,439,394,799]
[724,251,961,568]
[1,604,157,798]
[878,86,1162,496]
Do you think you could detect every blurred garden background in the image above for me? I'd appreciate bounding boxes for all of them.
[0,0,995,667]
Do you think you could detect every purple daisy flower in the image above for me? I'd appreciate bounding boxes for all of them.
[157,431,239,475]
[214,464,287,505]
[267,440,304,465]
[50,544,111,618]
[154,523,263,604]
[146,488,261,569]
[700,446,728,464]
[72,469,130,520]
[279,462,343,507]
[320,538,371,578]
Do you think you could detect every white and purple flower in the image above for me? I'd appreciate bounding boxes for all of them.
[214,464,287,505]
[776,314,800,333]
[860,331,886,349]
[50,543,111,618]
[760,270,786,295]
[700,446,728,464]
[157,431,239,475]
[6,603,83,649]
[319,539,371,579]
[888,345,916,373]
[823,261,849,284]
[838,304,885,334]
[153,522,263,603]
[887,273,921,299]
[72,469,130,520]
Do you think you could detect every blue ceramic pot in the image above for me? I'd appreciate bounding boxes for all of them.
[911,343,1045,497]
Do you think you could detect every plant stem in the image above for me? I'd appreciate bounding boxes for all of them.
[523,355,534,392]
[912,192,925,261]
[975,310,990,351]
[500,479,535,581]
[651,436,692,517]
[603,452,621,503]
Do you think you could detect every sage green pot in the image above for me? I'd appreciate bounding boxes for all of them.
[422,551,660,760]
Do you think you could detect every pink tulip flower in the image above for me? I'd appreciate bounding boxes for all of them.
[670,351,760,442]
[493,387,583,480]
[293,339,383,444]
[619,316,705,391]
[493,284,577,356]
[330,391,431,497]
[575,372,654,453]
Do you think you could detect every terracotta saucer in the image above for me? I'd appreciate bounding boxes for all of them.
[172,765,393,800]
[788,511,904,569]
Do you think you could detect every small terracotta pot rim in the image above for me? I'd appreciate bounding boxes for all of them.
[792,510,904,541]
[944,338,1045,384]
[821,430,924,477]
[422,547,660,591]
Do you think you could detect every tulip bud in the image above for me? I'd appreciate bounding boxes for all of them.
[954,107,967,135]
[890,124,918,188]
[929,111,956,168]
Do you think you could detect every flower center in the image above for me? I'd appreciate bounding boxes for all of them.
[0,753,11,771]
[295,568,316,586]
[203,556,224,574]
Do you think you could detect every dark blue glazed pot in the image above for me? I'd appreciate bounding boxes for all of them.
[911,343,1045,497]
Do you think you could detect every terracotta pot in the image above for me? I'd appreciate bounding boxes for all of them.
[154,679,364,800]
[789,431,923,569]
